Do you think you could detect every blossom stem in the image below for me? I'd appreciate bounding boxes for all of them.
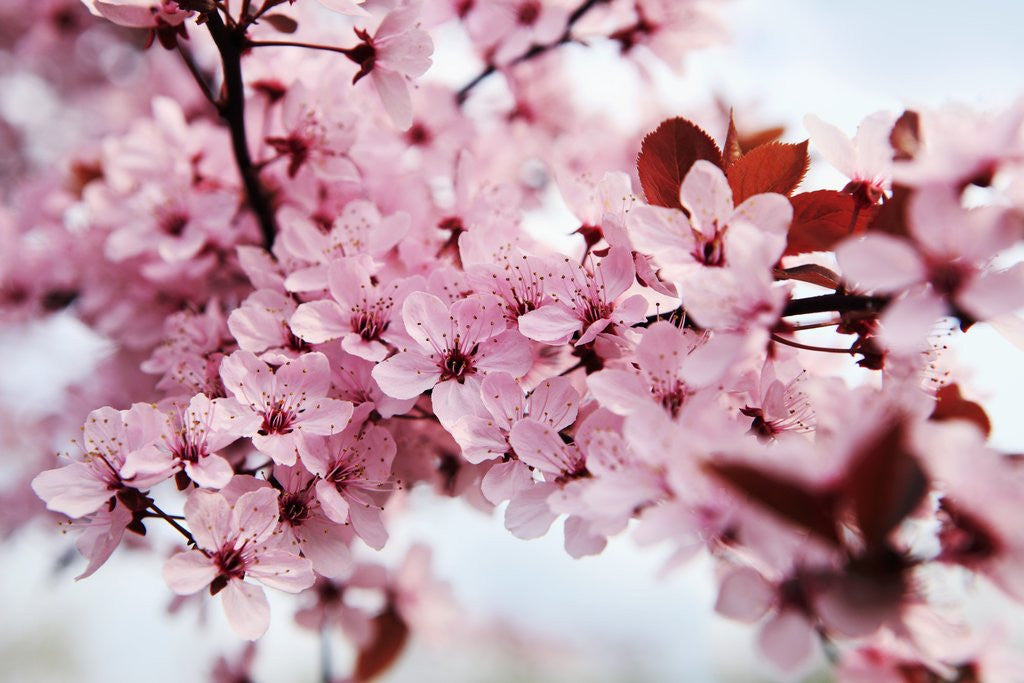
[781,293,887,317]
[148,503,198,547]
[455,0,612,104]
[245,39,352,56]
[175,40,219,108]
[203,9,279,249]
[769,333,853,355]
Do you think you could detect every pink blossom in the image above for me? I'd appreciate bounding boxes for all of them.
[804,111,896,203]
[120,394,251,490]
[271,464,353,579]
[372,292,532,428]
[301,425,397,550]
[31,405,163,518]
[518,247,647,346]
[344,5,434,130]
[162,488,314,640]
[449,371,579,464]
[836,186,1024,323]
[587,321,744,418]
[217,350,354,465]
[289,258,424,362]
[227,289,311,364]
[83,0,190,28]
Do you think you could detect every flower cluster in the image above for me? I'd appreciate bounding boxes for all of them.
[3,0,1023,679]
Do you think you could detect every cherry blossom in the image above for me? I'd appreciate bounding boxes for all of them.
[218,350,354,465]
[162,488,314,639]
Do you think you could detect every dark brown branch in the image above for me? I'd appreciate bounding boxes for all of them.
[148,503,199,547]
[246,39,351,55]
[203,9,278,249]
[781,293,888,318]
[455,0,611,104]
[175,39,220,108]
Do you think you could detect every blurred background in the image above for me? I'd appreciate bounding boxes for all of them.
[3,1,1024,681]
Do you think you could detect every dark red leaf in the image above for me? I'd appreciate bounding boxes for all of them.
[890,110,921,161]
[262,13,298,33]
[867,185,912,238]
[785,190,876,256]
[930,383,992,436]
[723,110,743,168]
[739,125,785,153]
[841,421,928,552]
[637,117,723,210]
[773,264,842,290]
[726,140,809,205]
[354,606,410,682]
[704,460,840,545]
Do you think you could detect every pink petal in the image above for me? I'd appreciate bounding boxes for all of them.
[481,460,533,504]
[163,550,218,595]
[219,351,274,407]
[31,463,113,518]
[248,549,315,593]
[479,372,527,431]
[293,516,353,579]
[733,193,793,236]
[371,69,413,131]
[221,580,270,640]
[595,247,637,301]
[526,376,579,430]
[627,204,694,256]
[505,483,558,539]
[402,291,452,352]
[714,566,775,622]
[184,489,233,550]
[563,515,606,558]
[296,398,354,436]
[474,329,533,376]
[231,488,280,546]
[803,114,856,179]
[315,481,350,524]
[290,300,349,344]
[186,454,235,489]
[275,352,332,403]
[449,416,508,464]
[587,369,651,416]
[836,234,926,293]
[519,303,581,344]
[371,351,441,399]
[758,609,815,672]
[431,376,484,430]
[349,500,388,550]
[680,160,734,235]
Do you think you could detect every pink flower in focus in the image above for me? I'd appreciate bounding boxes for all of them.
[290,258,424,362]
[372,292,532,429]
[162,488,314,640]
[302,425,397,550]
[217,351,354,465]
[343,5,434,130]
[120,394,251,490]
[271,464,353,578]
[518,247,647,346]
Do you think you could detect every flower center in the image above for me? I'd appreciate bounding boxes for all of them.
[259,405,295,435]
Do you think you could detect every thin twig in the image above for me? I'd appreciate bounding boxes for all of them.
[148,503,198,547]
[175,39,220,109]
[455,0,611,104]
[770,333,853,355]
[203,9,279,249]
[246,39,351,56]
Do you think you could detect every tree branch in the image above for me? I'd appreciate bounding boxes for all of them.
[456,0,611,104]
[203,9,278,249]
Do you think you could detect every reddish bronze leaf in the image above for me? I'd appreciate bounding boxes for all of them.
[261,13,298,33]
[723,110,744,168]
[773,264,842,290]
[354,606,410,682]
[739,125,785,153]
[930,383,992,436]
[868,185,912,238]
[841,421,928,552]
[785,190,876,256]
[637,117,723,209]
[726,140,809,205]
[890,110,921,161]
[705,460,840,545]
